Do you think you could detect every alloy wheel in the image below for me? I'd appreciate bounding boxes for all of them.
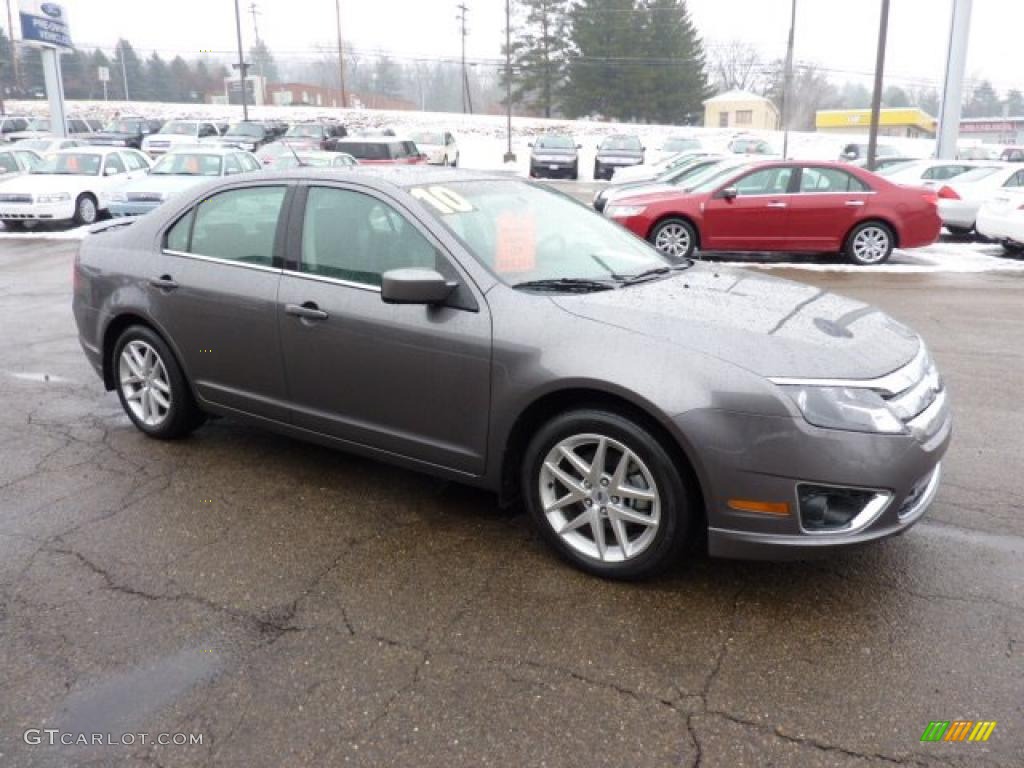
[78,196,97,224]
[654,222,691,258]
[539,433,660,563]
[118,340,172,427]
[852,226,890,264]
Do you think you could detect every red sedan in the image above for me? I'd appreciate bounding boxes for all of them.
[604,161,941,265]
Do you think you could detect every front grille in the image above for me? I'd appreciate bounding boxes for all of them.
[0,193,32,203]
[127,192,163,202]
[874,346,947,442]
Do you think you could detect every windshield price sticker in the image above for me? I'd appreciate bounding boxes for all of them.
[410,186,474,215]
[494,212,537,274]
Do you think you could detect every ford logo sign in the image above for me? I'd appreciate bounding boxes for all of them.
[40,3,63,18]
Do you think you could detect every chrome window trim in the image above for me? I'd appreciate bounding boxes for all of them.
[768,342,928,396]
[161,248,282,275]
[280,267,381,294]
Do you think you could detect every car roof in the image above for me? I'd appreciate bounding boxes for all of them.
[332,136,411,144]
[54,145,136,155]
[252,166,503,188]
[165,146,251,156]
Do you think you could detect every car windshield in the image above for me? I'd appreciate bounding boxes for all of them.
[412,180,669,285]
[536,136,574,150]
[955,167,1001,183]
[286,124,325,138]
[151,153,222,176]
[294,154,333,167]
[31,153,101,176]
[601,136,642,151]
[26,118,50,131]
[160,122,198,136]
[226,123,264,137]
[657,157,709,182]
[104,119,143,133]
[664,138,699,152]
[411,132,443,145]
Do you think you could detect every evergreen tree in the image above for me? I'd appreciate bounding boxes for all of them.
[502,0,570,118]
[19,47,45,97]
[147,53,171,102]
[374,56,402,98]
[1006,89,1024,116]
[0,28,14,96]
[110,40,145,101]
[638,0,709,124]
[249,39,279,83]
[60,49,94,99]
[882,85,910,108]
[168,56,195,103]
[964,80,999,118]
[564,0,641,120]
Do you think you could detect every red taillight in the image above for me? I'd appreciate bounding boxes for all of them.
[937,185,960,200]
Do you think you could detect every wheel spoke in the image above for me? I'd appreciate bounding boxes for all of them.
[615,483,656,503]
[613,504,658,527]
[124,351,145,379]
[543,461,586,495]
[151,377,170,394]
[150,388,170,409]
[590,515,607,560]
[558,508,593,534]
[608,514,630,558]
[125,386,143,401]
[587,437,607,484]
[558,444,591,479]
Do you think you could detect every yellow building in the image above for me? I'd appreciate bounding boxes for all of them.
[815,108,937,138]
[704,90,780,130]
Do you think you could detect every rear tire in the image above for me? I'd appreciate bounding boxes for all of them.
[1002,242,1024,257]
[522,409,693,580]
[649,218,697,260]
[944,224,973,237]
[845,221,894,265]
[112,325,206,440]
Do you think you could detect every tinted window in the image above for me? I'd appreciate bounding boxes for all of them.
[1005,171,1024,188]
[104,154,126,174]
[335,142,389,160]
[536,136,574,149]
[799,167,868,193]
[166,210,194,252]
[732,167,794,195]
[190,186,286,266]
[122,151,148,171]
[300,187,438,286]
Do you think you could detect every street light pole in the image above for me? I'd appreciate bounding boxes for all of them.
[233,0,249,120]
[503,0,514,162]
[119,41,129,100]
[866,0,891,171]
[936,0,973,159]
[5,0,19,94]
[334,0,347,108]
[456,3,468,114]
[780,0,797,159]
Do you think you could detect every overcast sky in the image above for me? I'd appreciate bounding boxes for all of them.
[57,0,1021,94]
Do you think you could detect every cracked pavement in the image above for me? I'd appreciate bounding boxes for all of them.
[0,239,1021,767]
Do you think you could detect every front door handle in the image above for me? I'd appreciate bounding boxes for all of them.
[765,201,787,208]
[149,275,178,291]
[285,302,329,321]
[844,200,866,207]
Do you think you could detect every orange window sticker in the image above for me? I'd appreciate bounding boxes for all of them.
[495,212,536,274]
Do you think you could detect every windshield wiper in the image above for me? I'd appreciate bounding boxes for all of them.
[618,262,694,286]
[512,277,618,293]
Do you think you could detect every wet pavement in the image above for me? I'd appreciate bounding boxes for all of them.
[0,239,1021,767]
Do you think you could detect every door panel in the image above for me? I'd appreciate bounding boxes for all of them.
[786,167,872,250]
[278,185,491,474]
[701,166,795,251]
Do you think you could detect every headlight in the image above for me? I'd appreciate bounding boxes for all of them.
[605,204,646,218]
[36,192,71,203]
[779,385,906,434]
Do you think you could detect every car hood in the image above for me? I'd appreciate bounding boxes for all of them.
[116,175,209,196]
[608,182,676,201]
[87,132,136,141]
[532,148,576,158]
[145,134,198,144]
[552,265,920,380]
[1,173,100,193]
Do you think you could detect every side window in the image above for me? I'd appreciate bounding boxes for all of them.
[238,154,259,172]
[1005,171,1024,188]
[224,155,243,175]
[122,152,147,171]
[190,186,286,266]
[104,154,126,175]
[799,167,867,193]
[0,153,18,173]
[300,187,438,287]
[732,167,793,196]
[14,151,40,170]
[200,123,216,137]
[165,209,194,252]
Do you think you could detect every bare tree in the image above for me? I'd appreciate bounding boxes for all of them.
[708,40,764,93]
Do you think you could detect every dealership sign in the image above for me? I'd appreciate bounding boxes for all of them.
[19,1,72,51]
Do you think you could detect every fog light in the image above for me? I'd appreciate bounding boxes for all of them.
[797,485,889,533]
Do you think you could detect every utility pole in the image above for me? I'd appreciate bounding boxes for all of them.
[334,0,347,108]
[503,0,514,162]
[248,2,261,41]
[456,2,468,114]
[5,0,19,94]
[119,41,130,100]
[866,0,890,171]
[233,0,249,120]
[936,0,973,159]
[780,0,797,159]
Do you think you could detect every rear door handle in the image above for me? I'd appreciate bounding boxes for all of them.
[766,201,787,208]
[285,302,329,321]
[148,275,178,291]
[845,200,866,207]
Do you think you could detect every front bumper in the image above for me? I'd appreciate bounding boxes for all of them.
[530,158,577,178]
[0,200,77,221]
[676,402,952,560]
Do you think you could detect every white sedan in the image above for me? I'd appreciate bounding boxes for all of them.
[0,147,151,229]
[409,130,458,166]
[934,164,1024,235]
[976,189,1024,255]
[877,159,992,187]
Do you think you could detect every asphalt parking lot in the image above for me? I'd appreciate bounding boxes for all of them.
[0,236,1021,768]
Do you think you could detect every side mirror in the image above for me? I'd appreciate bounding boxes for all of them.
[381,268,456,305]
[718,186,738,200]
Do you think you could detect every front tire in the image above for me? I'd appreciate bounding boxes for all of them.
[72,193,98,226]
[522,409,693,580]
[2,219,25,231]
[650,217,697,260]
[845,221,894,265]
[944,224,973,237]
[113,325,205,440]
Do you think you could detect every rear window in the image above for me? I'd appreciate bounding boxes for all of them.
[336,142,391,160]
[955,167,1001,183]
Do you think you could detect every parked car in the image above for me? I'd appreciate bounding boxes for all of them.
[283,121,347,150]
[0,115,31,141]
[254,140,307,168]
[839,142,900,163]
[85,116,164,149]
[108,148,260,217]
[274,151,358,170]
[0,147,42,181]
[528,134,580,179]
[593,135,645,180]
[610,151,706,185]
[142,120,221,157]
[851,156,919,171]
[71,168,949,578]
[729,135,774,155]
[976,188,1024,255]
[409,131,459,166]
[593,154,740,213]
[656,135,702,161]
[876,160,993,186]
[606,161,941,265]
[17,137,86,153]
[0,146,150,228]
[323,137,425,165]
[7,117,96,142]
[999,146,1024,162]
[202,121,276,152]
[933,164,1024,234]
[957,145,999,161]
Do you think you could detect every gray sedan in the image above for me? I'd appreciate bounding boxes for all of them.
[72,167,950,579]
